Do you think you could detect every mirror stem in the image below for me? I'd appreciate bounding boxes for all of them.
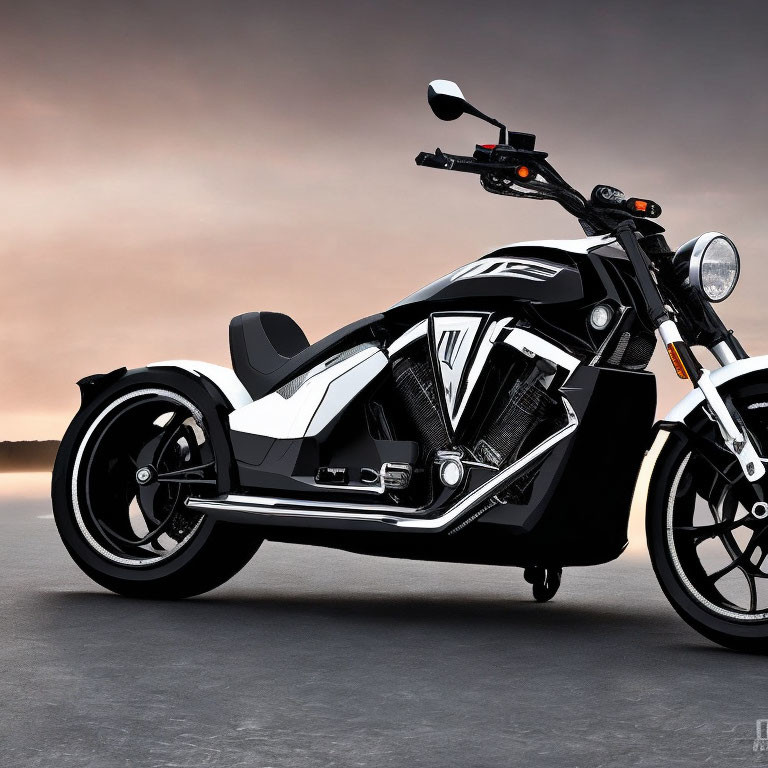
[463,104,507,143]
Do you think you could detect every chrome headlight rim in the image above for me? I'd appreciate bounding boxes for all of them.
[689,231,740,303]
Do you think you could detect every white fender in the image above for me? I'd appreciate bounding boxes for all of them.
[630,355,768,520]
[147,360,252,409]
[665,355,768,423]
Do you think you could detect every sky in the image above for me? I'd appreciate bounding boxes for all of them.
[2,0,768,440]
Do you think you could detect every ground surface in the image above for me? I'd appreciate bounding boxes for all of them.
[2,480,768,768]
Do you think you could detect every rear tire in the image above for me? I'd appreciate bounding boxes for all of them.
[52,374,262,599]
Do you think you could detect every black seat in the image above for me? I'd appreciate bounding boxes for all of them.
[229,311,385,401]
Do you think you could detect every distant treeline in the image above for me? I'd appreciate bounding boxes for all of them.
[0,441,59,471]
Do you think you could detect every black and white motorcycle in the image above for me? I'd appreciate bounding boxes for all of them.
[53,80,768,651]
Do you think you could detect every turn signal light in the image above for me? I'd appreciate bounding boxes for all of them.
[515,165,531,180]
[666,342,689,380]
[626,197,662,218]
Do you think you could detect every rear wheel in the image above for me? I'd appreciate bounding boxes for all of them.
[53,383,262,598]
[648,389,768,652]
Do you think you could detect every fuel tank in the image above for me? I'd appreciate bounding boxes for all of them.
[390,235,615,313]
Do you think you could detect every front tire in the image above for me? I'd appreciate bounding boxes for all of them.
[53,375,262,599]
[647,390,768,652]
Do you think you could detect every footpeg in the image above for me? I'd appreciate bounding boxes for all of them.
[361,462,412,490]
[381,462,412,490]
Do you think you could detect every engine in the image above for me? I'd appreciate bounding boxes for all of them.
[391,342,561,472]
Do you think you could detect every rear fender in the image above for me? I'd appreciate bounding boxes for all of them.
[68,362,248,496]
[146,360,252,409]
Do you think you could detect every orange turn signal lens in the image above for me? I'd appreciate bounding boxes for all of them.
[516,166,531,179]
[634,199,648,212]
[666,342,689,380]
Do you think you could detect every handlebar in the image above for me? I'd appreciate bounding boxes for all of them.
[416,145,550,176]
[416,149,522,176]
[416,145,664,238]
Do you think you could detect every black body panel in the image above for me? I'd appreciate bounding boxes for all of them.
[389,247,583,312]
[241,366,656,567]
[223,237,660,567]
[477,366,656,562]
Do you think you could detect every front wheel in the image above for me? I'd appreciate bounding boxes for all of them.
[53,380,262,599]
[648,391,768,651]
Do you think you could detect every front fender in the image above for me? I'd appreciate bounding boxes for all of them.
[665,355,768,422]
[631,355,768,520]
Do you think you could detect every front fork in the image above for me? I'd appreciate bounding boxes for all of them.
[658,320,765,482]
[613,220,765,484]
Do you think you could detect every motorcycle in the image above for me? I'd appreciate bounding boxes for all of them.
[52,80,768,651]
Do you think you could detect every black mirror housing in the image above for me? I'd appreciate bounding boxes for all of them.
[427,80,468,121]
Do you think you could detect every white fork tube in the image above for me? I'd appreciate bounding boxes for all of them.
[711,340,738,367]
[657,319,765,482]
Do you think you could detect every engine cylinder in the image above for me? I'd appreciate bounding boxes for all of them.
[392,356,449,456]
[474,373,556,466]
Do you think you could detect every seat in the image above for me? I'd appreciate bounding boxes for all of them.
[229,311,385,401]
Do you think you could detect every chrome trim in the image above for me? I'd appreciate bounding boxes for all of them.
[711,340,738,366]
[688,232,740,303]
[387,319,428,356]
[432,314,486,431]
[452,316,513,430]
[751,502,768,520]
[494,326,579,386]
[187,494,414,524]
[312,478,385,495]
[311,461,413,495]
[186,398,578,531]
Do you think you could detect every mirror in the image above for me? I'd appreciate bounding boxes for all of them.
[427,80,469,121]
[426,80,508,143]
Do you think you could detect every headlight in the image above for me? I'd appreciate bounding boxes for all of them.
[677,232,740,302]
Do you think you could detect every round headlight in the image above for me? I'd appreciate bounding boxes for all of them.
[687,232,740,302]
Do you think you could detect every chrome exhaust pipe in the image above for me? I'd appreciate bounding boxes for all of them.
[186,400,577,532]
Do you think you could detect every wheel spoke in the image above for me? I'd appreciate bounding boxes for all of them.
[156,461,216,485]
[136,482,167,526]
[98,507,178,549]
[135,410,187,470]
[705,553,748,584]
[674,516,750,543]
[741,568,759,613]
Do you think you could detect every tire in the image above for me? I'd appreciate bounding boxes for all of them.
[647,384,768,652]
[52,370,263,599]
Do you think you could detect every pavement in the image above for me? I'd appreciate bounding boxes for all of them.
[2,476,768,768]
